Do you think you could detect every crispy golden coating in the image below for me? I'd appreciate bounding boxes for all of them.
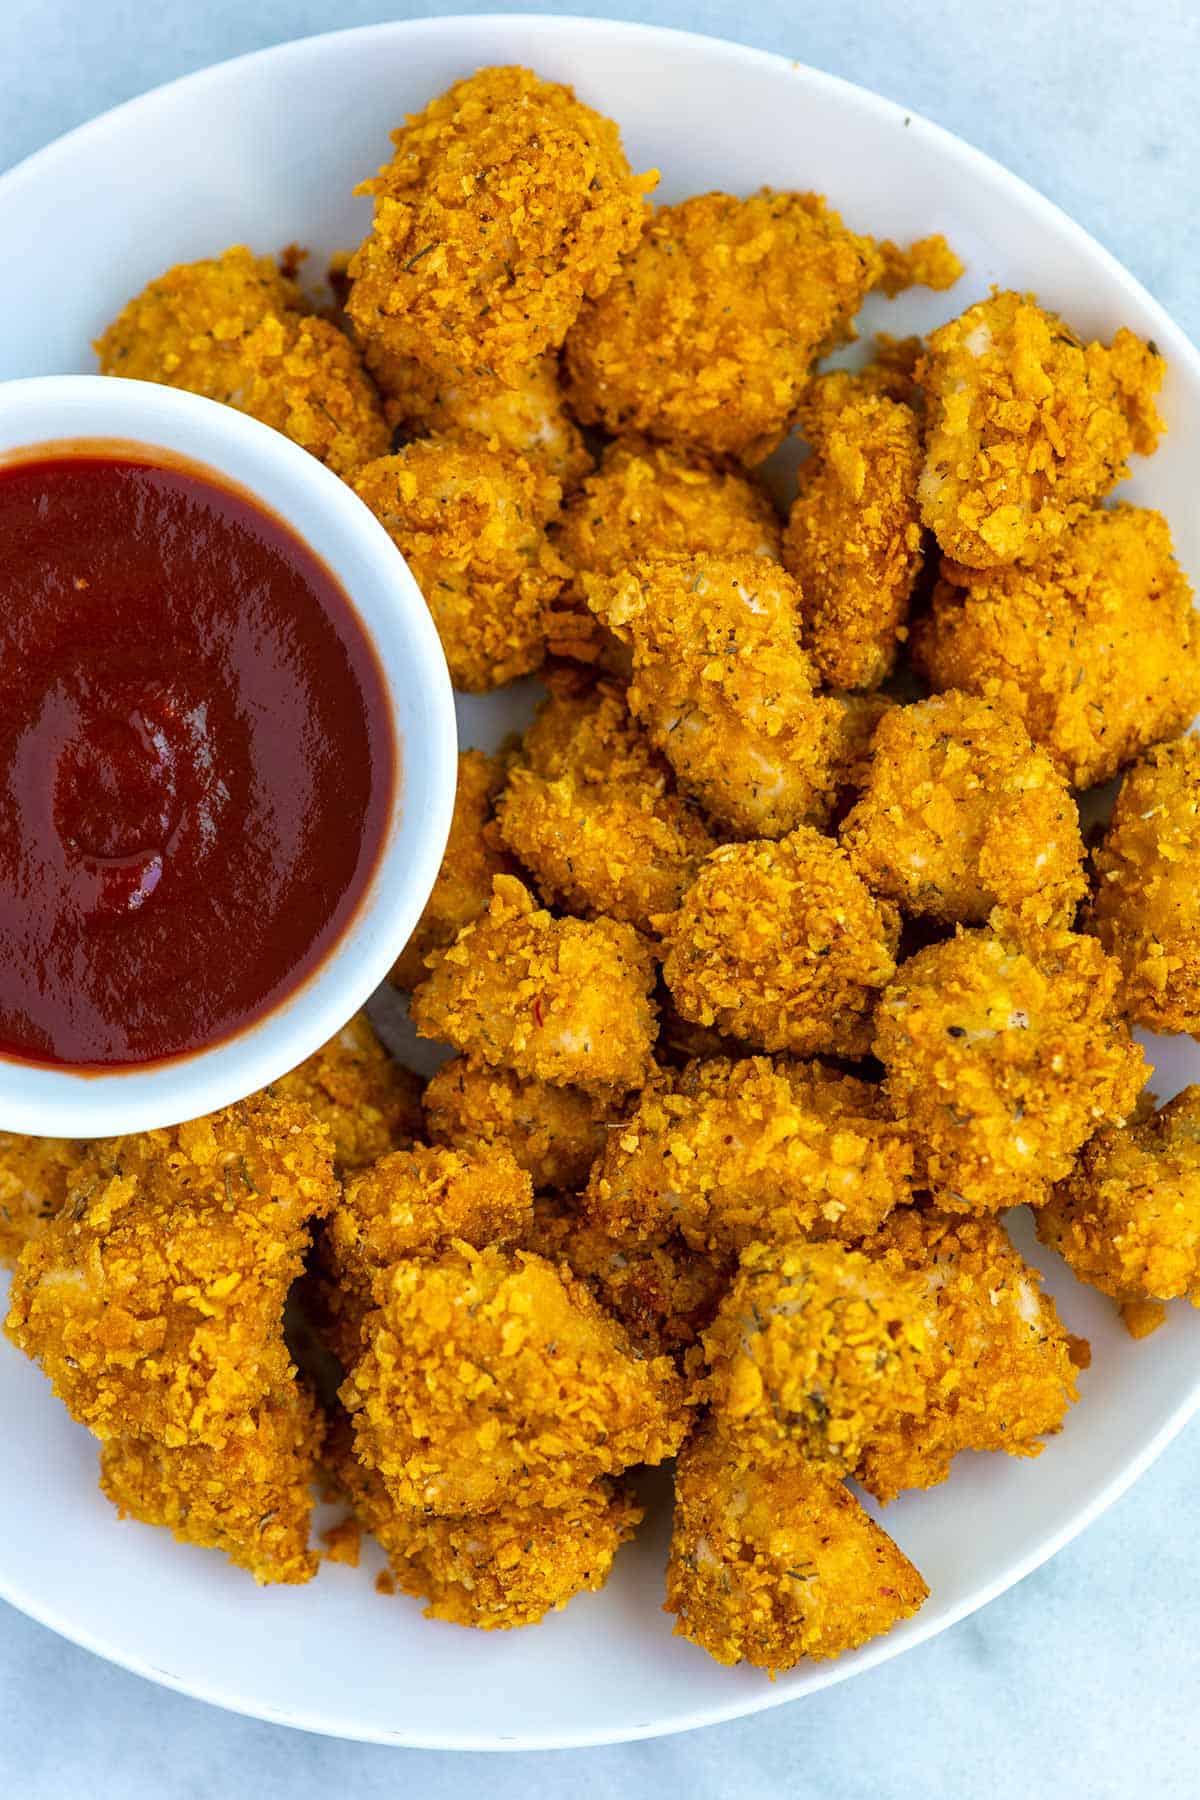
[914,506,1200,790]
[857,1207,1083,1501]
[495,673,716,931]
[583,1056,912,1254]
[424,1057,616,1192]
[410,874,659,1095]
[353,436,567,691]
[5,1097,336,1447]
[659,832,900,1059]
[840,692,1087,927]
[784,382,923,689]
[1037,1086,1200,1305]
[547,436,783,668]
[916,292,1163,567]
[99,1384,324,1585]
[369,348,591,488]
[593,557,844,839]
[704,1241,928,1469]
[329,1421,640,1627]
[341,1240,686,1515]
[346,66,654,384]
[1090,737,1200,1031]
[564,190,881,463]
[95,246,389,476]
[666,1422,927,1670]
[274,1011,422,1173]
[525,1194,730,1358]
[875,234,965,299]
[328,1142,534,1298]
[391,749,514,990]
[874,927,1147,1213]
[0,1134,81,1269]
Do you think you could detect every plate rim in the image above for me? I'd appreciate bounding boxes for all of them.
[2,10,1199,1751]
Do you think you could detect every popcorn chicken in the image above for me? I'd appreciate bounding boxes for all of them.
[353,437,567,691]
[583,1056,912,1253]
[1037,1086,1200,1307]
[840,691,1087,928]
[704,1240,929,1469]
[96,246,389,476]
[411,875,659,1095]
[5,1095,337,1447]
[341,1241,686,1515]
[1090,736,1200,1031]
[347,66,654,383]
[565,190,881,462]
[874,927,1146,1212]
[666,1421,927,1670]
[659,831,900,1058]
[784,378,924,689]
[913,507,1200,788]
[592,556,845,839]
[495,672,716,931]
[917,292,1163,567]
[857,1207,1084,1501]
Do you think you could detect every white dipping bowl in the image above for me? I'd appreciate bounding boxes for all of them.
[0,375,457,1136]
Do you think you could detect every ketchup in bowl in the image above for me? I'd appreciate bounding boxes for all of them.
[0,450,396,1068]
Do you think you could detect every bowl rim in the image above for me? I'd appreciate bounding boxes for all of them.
[0,372,458,1135]
[1,10,1199,1751]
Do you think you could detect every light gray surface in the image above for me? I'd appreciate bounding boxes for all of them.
[2,1,1199,1793]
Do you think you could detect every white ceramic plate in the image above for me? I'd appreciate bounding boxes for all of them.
[1,13,1199,1753]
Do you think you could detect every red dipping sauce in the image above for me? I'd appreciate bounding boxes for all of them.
[0,449,396,1068]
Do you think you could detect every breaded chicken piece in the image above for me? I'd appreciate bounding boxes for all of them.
[783,380,924,689]
[390,749,514,990]
[916,292,1163,567]
[368,348,591,488]
[857,1207,1084,1502]
[840,692,1087,928]
[525,1193,731,1359]
[874,927,1147,1213]
[704,1241,928,1470]
[1090,737,1200,1031]
[328,1142,534,1297]
[346,66,654,384]
[95,246,389,476]
[273,1011,422,1174]
[0,1133,82,1268]
[666,1421,927,1670]
[564,190,882,463]
[4,1095,337,1446]
[592,556,845,839]
[328,1419,641,1628]
[410,874,659,1095]
[659,832,900,1059]
[495,672,716,931]
[423,1057,616,1192]
[353,436,567,691]
[914,506,1200,789]
[583,1056,912,1254]
[304,1135,534,1379]
[874,234,965,299]
[547,436,782,668]
[99,1383,324,1585]
[1037,1086,1200,1306]
[341,1240,686,1515]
